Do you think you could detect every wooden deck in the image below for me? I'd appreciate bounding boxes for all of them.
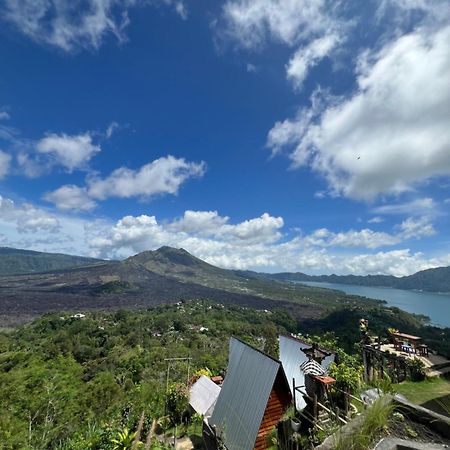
[379,343,449,369]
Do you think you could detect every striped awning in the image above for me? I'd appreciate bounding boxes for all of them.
[300,359,326,376]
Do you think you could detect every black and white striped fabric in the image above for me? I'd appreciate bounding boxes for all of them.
[300,359,326,376]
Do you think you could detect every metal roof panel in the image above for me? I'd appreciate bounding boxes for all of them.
[279,335,335,410]
[189,375,221,417]
[209,338,281,450]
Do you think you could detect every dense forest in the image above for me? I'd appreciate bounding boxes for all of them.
[1,299,449,449]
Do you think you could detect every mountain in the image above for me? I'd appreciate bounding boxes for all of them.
[0,247,104,276]
[265,266,450,293]
[0,246,378,327]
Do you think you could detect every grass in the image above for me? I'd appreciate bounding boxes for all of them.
[332,397,394,450]
[394,377,450,405]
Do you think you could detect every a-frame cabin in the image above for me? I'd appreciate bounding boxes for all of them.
[208,337,291,450]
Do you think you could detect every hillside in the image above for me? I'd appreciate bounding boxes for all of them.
[0,247,103,276]
[1,300,449,449]
[0,246,380,327]
[265,266,450,293]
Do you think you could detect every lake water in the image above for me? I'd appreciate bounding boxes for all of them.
[300,281,450,328]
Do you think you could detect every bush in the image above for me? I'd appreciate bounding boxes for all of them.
[166,383,188,425]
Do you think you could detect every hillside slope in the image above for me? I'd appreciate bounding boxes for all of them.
[0,247,103,276]
[0,247,379,326]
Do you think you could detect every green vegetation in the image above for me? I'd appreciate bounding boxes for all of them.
[0,286,448,449]
[394,377,450,405]
[332,397,394,450]
[0,247,102,276]
[0,301,296,449]
[301,307,450,357]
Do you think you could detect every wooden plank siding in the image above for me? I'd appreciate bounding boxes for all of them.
[254,370,292,449]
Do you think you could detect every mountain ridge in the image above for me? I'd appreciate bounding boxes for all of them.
[0,247,104,276]
[0,245,448,292]
[0,246,380,327]
[264,266,450,293]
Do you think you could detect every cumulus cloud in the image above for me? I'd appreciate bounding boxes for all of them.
[2,0,188,52]
[398,216,436,240]
[43,185,97,212]
[87,155,205,200]
[83,208,444,276]
[268,25,450,199]
[44,155,206,209]
[0,195,60,233]
[0,192,446,275]
[37,132,101,172]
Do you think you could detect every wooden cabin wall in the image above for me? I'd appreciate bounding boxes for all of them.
[254,371,292,449]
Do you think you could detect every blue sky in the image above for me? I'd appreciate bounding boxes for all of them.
[0,0,449,275]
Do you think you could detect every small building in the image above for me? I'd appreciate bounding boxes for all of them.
[72,313,86,319]
[279,335,335,411]
[189,375,221,419]
[208,337,292,450]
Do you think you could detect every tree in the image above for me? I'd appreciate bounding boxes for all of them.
[166,383,188,425]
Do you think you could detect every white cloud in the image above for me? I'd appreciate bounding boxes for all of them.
[286,33,340,90]
[377,0,450,24]
[304,227,401,249]
[372,198,437,216]
[169,0,188,20]
[0,193,446,275]
[334,249,450,277]
[0,150,12,178]
[87,155,206,200]
[89,211,450,276]
[169,210,229,234]
[268,25,450,199]
[2,0,188,52]
[217,0,347,88]
[105,121,119,139]
[43,155,205,209]
[219,0,337,49]
[16,152,49,178]
[368,217,384,224]
[0,111,10,120]
[37,132,100,172]
[0,195,60,233]
[44,185,97,212]
[398,216,436,240]
[85,208,444,276]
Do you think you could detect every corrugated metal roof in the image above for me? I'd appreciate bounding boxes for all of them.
[279,335,335,410]
[189,375,221,417]
[209,337,283,450]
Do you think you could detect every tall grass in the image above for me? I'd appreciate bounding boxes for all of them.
[332,397,394,450]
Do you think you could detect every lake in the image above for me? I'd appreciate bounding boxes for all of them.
[300,281,450,328]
